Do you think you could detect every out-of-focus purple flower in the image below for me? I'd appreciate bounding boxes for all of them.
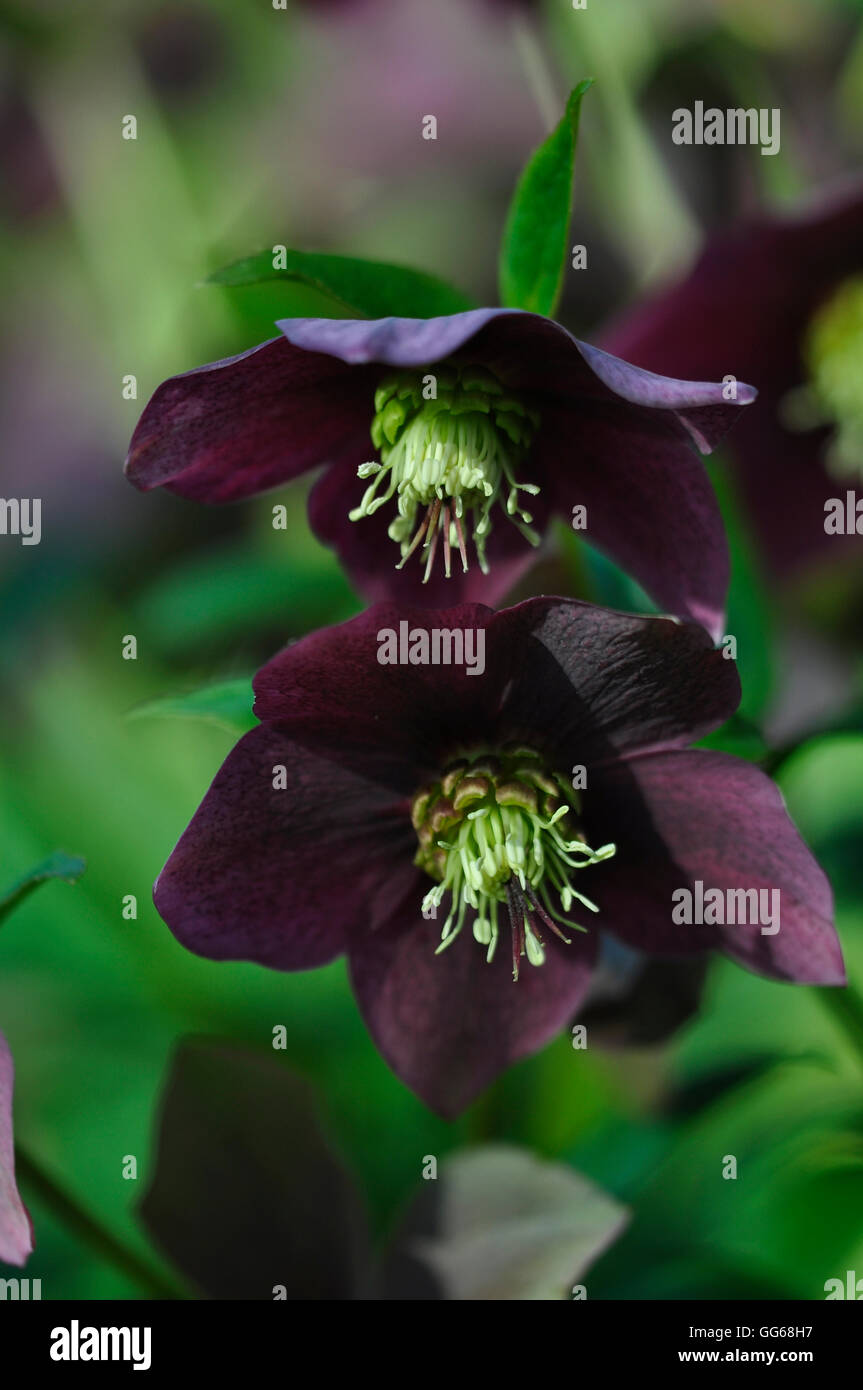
[602,187,863,581]
[126,310,755,635]
[0,1030,31,1267]
[151,598,841,1116]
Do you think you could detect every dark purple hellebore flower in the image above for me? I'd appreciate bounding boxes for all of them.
[603,187,863,581]
[125,309,756,638]
[151,598,842,1117]
[0,1030,32,1266]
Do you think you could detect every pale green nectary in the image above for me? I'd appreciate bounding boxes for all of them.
[350,365,541,581]
[411,746,615,980]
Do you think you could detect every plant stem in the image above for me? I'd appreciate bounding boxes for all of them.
[14,1146,185,1300]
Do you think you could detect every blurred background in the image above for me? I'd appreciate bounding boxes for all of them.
[1,0,863,1298]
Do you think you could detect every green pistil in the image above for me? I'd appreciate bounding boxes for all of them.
[800,274,863,479]
[349,365,541,581]
[411,746,616,981]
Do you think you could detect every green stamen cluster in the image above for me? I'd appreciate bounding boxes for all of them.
[411,746,616,981]
[349,365,541,581]
[802,274,863,479]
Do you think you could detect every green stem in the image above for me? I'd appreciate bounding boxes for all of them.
[815,982,863,1069]
[14,1146,185,1300]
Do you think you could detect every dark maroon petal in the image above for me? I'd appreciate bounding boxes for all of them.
[494,597,741,765]
[307,452,547,608]
[125,336,378,502]
[574,339,756,445]
[252,602,502,781]
[0,1031,32,1267]
[349,916,597,1117]
[586,751,843,985]
[252,598,739,784]
[139,1039,370,1300]
[154,724,417,969]
[536,403,729,638]
[602,187,863,579]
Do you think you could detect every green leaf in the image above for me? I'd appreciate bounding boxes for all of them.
[695,712,767,763]
[709,460,775,721]
[205,249,474,319]
[498,80,592,318]
[127,678,257,735]
[0,852,86,928]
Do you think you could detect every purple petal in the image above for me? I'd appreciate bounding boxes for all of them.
[125,336,377,502]
[494,597,741,764]
[602,187,863,579]
[536,404,729,639]
[349,915,597,1117]
[586,751,843,985]
[604,188,863,396]
[252,602,500,780]
[154,725,417,969]
[278,311,755,450]
[0,1031,32,1267]
[252,598,737,785]
[575,339,756,448]
[277,307,509,365]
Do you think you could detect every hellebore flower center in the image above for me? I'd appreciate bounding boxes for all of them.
[411,746,616,981]
[350,365,541,581]
[803,274,863,479]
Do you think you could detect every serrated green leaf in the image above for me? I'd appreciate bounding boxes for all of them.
[205,249,474,319]
[0,852,86,928]
[128,678,257,735]
[498,80,592,317]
